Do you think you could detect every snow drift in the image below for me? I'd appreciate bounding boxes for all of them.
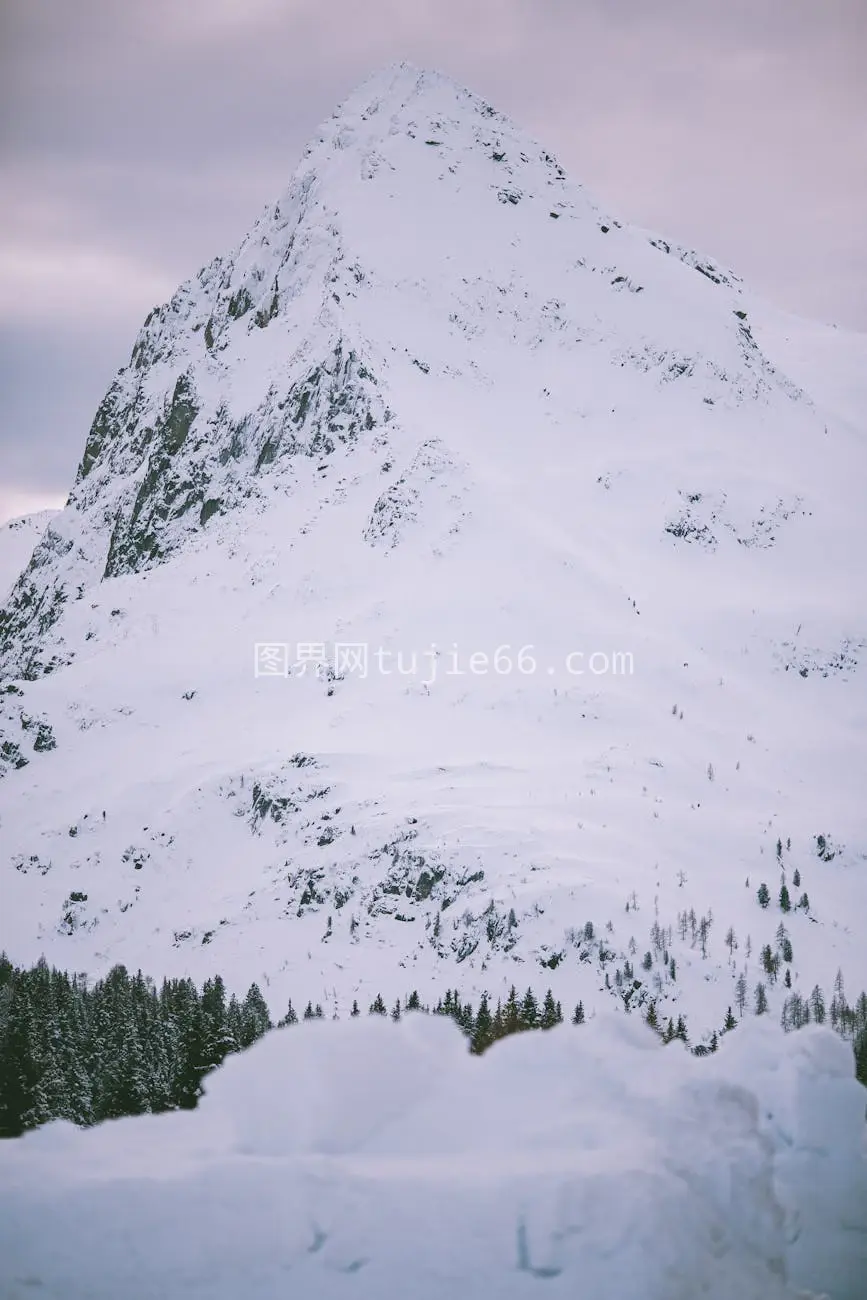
[0,1012,864,1299]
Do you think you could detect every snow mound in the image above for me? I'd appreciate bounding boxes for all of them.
[0,1013,864,1299]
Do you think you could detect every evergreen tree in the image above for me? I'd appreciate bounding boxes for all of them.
[757,882,770,908]
[240,983,272,1047]
[172,976,206,1109]
[470,993,493,1054]
[723,1006,737,1032]
[350,1000,360,1018]
[519,988,539,1030]
[571,1001,585,1026]
[201,976,237,1069]
[0,973,39,1136]
[369,993,387,1016]
[809,985,826,1025]
[503,986,520,1035]
[540,989,559,1030]
[779,884,791,913]
[458,1000,475,1036]
[278,1000,298,1027]
[754,982,769,1015]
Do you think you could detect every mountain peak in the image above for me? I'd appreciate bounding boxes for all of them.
[1,70,864,1055]
[0,65,808,679]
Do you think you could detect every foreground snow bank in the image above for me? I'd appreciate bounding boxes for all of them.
[0,1013,864,1299]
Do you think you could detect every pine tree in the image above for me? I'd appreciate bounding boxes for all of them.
[809,985,826,1025]
[350,999,360,1018]
[779,884,791,913]
[793,868,801,888]
[470,993,493,1054]
[754,982,769,1015]
[369,993,387,1016]
[852,994,867,1087]
[519,988,539,1030]
[723,1006,737,1032]
[757,882,770,908]
[735,972,748,1017]
[278,1000,299,1026]
[391,999,401,1022]
[541,989,559,1030]
[0,972,39,1136]
[240,983,272,1047]
[201,975,237,1068]
[504,986,520,1035]
[572,1000,585,1025]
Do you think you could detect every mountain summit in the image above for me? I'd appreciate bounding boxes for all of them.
[0,61,794,675]
[0,67,864,1036]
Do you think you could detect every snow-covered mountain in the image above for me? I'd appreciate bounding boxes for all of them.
[0,62,864,1042]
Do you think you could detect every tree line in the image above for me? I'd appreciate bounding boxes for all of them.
[0,953,864,1139]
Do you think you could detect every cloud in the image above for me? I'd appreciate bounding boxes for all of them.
[0,242,174,326]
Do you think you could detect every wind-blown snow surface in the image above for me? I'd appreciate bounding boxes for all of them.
[1,1014,865,1299]
[0,62,865,1039]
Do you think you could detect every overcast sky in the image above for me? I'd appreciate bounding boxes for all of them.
[1,0,865,523]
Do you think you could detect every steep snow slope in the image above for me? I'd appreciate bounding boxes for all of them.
[0,63,864,1040]
[1,1013,865,1299]
[0,510,59,601]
